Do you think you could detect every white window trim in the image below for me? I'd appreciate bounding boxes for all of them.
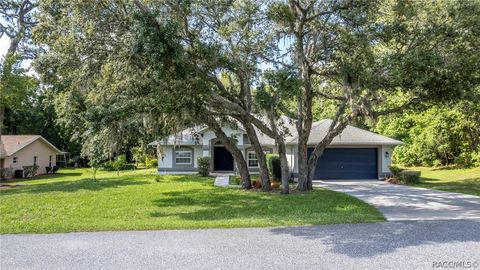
[175,150,193,165]
[247,151,258,168]
[247,149,273,168]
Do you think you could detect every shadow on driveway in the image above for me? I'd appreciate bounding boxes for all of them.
[270,220,480,258]
[315,181,480,221]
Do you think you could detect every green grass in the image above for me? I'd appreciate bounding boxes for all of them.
[0,169,384,234]
[407,166,480,196]
[229,174,259,185]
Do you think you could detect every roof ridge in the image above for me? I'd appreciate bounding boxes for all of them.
[343,124,403,143]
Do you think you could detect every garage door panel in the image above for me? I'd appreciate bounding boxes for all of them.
[308,148,378,180]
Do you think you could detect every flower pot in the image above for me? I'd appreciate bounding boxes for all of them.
[271,181,280,189]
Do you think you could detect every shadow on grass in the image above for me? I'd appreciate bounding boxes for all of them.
[150,188,383,223]
[2,172,83,184]
[269,220,480,258]
[415,177,480,196]
[430,166,464,171]
[0,177,150,195]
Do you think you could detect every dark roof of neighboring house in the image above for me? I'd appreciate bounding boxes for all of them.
[0,135,62,158]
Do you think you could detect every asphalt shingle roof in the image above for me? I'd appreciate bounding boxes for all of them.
[0,135,61,158]
[149,118,403,147]
[286,119,403,145]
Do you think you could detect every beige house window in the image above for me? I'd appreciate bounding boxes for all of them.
[33,156,38,166]
[13,157,18,164]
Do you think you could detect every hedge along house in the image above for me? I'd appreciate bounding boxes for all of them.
[149,119,403,180]
[0,135,62,178]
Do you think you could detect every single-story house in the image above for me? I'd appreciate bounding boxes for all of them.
[149,119,403,180]
[0,135,62,178]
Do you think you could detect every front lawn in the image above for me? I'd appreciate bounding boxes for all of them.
[0,169,384,234]
[407,166,480,196]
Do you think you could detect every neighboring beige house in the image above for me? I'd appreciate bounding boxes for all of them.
[0,135,61,178]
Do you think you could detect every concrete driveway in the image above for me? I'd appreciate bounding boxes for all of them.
[315,180,480,221]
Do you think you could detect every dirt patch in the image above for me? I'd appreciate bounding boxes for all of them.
[0,184,25,189]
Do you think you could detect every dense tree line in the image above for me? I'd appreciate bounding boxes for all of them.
[376,97,480,167]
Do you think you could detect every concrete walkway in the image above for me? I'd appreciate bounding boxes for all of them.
[2,221,479,270]
[315,180,480,221]
[213,175,230,187]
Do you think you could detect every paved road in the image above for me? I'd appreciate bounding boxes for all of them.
[315,180,480,221]
[1,220,480,270]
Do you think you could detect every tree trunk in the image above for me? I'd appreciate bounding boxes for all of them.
[202,114,252,189]
[296,135,309,191]
[211,127,252,190]
[306,120,350,184]
[0,107,4,137]
[277,141,290,194]
[235,152,252,190]
[241,120,270,191]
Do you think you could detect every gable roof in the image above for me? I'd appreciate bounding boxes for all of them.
[0,135,62,158]
[149,118,403,147]
[286,119,403,145]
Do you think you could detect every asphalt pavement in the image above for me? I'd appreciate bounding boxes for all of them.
[2,220,480,270]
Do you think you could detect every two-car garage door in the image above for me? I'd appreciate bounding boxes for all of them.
[308,148,378,180]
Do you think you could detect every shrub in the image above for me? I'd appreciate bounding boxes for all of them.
[266,154,281,181]
[197,157,211,177]
[145,156,158,168]
[0,168,14,179]
[399,170,421,184]
[123,164,136,170]
[230,176,241,185]
[432,159,443,167]
[45,166,52,173]
[52,166,59,173]
[116,154,127,169]
[154,175,162,182]
[472,151,480,167]
[389,165,403,177]
[101,160,117,171]
[101,155,133,171]
[23,165,39,178]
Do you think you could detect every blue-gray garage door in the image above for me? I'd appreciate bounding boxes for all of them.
[308,148,378,179]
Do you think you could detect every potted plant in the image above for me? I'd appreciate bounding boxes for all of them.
[267,154,281,189]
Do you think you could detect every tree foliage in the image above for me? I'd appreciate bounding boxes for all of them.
[376,99,480,167]
[32,0,480,193]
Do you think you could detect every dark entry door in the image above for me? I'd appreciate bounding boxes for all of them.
[308,148,378,179]
[213,146,234,171]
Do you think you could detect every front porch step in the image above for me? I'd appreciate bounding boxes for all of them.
[214,175,230,187]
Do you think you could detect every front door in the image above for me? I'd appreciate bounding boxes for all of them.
[213,146,234,171]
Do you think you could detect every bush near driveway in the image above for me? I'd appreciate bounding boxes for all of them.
[399,170,421,183]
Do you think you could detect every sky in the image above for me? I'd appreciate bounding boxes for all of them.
[0,35,10,58]
[0,35,35,75]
